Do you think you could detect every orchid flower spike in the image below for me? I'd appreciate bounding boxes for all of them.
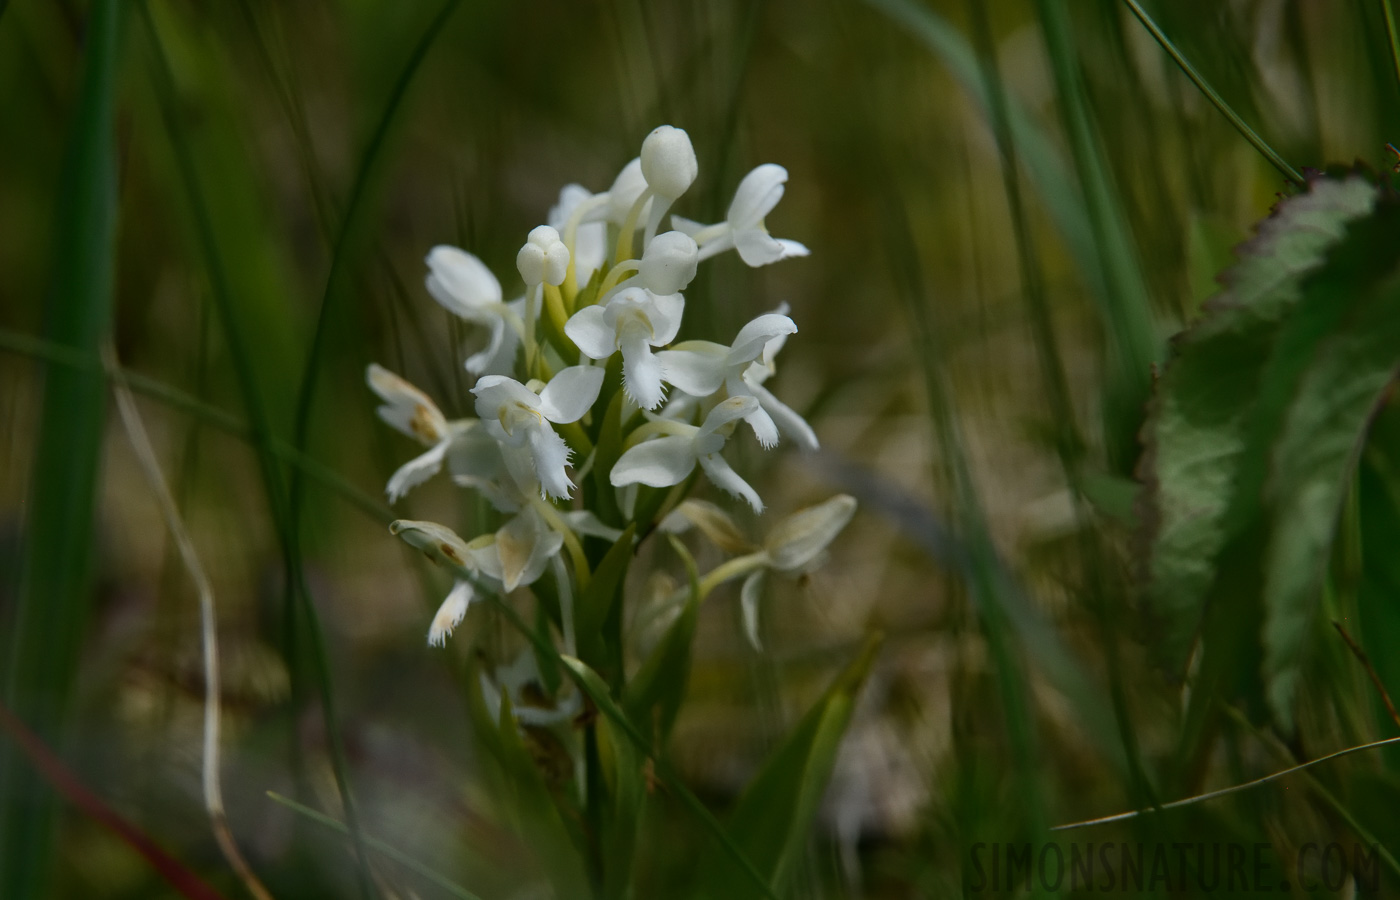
[473,366,603,500]
[674,164,809,267]
[611,395,765,513]
[425,246,527,375]
[639,125,698,247]
[367,364,501,502]
[659,313,818,450]
[565,286,684,410]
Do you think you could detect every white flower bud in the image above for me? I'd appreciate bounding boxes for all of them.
[640,125,698,200]
[390,519,474,570]
[516,225,570,286]
[639,231,699,295]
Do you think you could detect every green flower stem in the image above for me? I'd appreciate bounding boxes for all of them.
[596,259,640,300]
[541,283,580,364]
[698,552,770,600]
[613,189,651,266]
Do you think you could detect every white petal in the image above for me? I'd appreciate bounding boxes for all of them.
[561,510,626,543]
[734,228,788,268]
[698,395,761,440]
[659,499,752,553]
[386,441,449,503]
[776,238,809,259]
[564,306,617,360]
[538,365,604,423]
[472,376,541,419]
[549,184,593,228]
[748,377,819,450]
[727,164,788,229]
[610,435,697,488]
[464,315,511,375]
[425,246,502,316]
[669,214,707,237]
[621,334,667,411]
[657,343,727,396]
[647,292,686,345]
[764,494,857,572]
[367,364,447,444]
[697,452,763,513]
[427,580,475,647]
[742,403,780,450]
[639,231,698,295]
[729,314,797,366]
[527,425,575,500]
[606,158,650,224]
[496,512,539,592]
[574,222,607,282]
[740,571,766,651]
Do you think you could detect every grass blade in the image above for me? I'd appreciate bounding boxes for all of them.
[0,329,394,526]
[1121,0,1304,184]
[266,793,485,900]
[0,1,123,893]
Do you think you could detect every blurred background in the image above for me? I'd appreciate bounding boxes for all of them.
[3,0,1400,897]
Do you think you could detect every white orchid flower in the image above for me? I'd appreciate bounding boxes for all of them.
[667,495,857,649]
[611,395,764,512]
[367,363,504,502]
[389,519,498,646]
[424,246,527,376]
[674,164,809,267]
[658,313,817,450]
[565,286,685,410]
[480,649,582,727]
[473,366,603,500]
[739,495,856,648]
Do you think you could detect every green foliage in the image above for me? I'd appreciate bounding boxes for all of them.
[1140,172,1400,727]
[0,1,122,894]
[691,633,881,900]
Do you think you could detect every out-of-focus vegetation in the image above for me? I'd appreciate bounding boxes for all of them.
[4,0,1400,897]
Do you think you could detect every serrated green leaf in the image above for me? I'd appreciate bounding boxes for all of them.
[1139,174,1378,671]
[691,633,883,900]
[1262,202,1400,724]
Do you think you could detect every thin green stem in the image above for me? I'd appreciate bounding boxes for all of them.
[1383,0,1400,93]
[1121,0,1304,184]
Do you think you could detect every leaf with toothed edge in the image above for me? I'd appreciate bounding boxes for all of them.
[1137,172,1380,675]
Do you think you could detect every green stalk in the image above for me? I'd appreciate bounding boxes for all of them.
[1121,0,1304,185]
[0,2,122,894]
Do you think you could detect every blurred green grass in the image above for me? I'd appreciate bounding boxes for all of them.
[4,0,1400,897]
